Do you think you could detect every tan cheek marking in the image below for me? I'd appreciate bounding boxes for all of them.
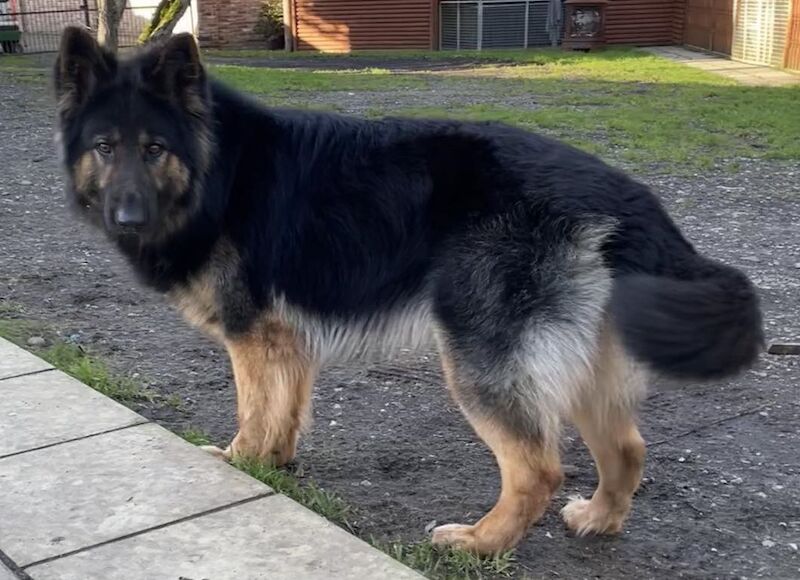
[166,155,191,192]
[97,161,115,190]
[72,152,96,193]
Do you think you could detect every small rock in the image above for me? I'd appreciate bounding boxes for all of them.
[329,420,337,427]
[424,520,438,533]
[20,179,33,186]
[755,491,767,499]
[360,479,372,487]
[545,531,553,539]
[762,539,775,548]
[26,336,46,347]
[562,463,579,477]
[789,543,798,552]
[678,457,686,463]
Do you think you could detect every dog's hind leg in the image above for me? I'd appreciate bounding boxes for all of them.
[562,324,647,535]
[431,347,564,555]
[208,321,315,466]
[429,210,614,554]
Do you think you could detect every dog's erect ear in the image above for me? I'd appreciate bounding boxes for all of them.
[54,27,114,118]
[147,33,207,116]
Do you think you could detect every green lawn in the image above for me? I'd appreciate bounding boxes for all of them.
[211,64,425,92]
[3,47,797,170]
[207,48,800,171]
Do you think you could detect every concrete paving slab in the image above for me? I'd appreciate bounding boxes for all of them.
[27,494,423,580]
[0,562,17,580]
[0,422,270,567]
[0,338,52,380]
[0,371,145,457]
[643,46,800,86]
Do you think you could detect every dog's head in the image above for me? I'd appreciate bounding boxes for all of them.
[54,27,213,244]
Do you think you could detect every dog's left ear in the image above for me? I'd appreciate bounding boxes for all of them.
[148,33,208,115]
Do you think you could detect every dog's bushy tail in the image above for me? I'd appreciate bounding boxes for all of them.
[610,255,764,380]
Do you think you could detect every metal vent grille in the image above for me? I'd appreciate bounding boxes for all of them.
[440,0,561,50]
[527,1,552,47]
[482,3,526,48]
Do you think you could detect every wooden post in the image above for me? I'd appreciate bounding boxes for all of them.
[283,0,294,51]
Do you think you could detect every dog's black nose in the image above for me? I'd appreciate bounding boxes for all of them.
[114,201,147,227]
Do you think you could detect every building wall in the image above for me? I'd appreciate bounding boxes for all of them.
[293,0,433,51]
[198,0,264,48]
[605,0,681,46]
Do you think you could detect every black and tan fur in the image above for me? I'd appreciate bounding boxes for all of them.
[54,28,763,555]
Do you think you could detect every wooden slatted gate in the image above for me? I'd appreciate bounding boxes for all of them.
[732,0,791,67]
[683,0,734,54]
[784,0,800,69]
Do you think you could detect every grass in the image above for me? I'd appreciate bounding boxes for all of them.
[379,540,516,580]
[233,456,355,532]
[39,342,155,404]
[177,428,516,579]
[179,427,213,446]
[208,48,799,171]
[0,306,158,406]
[0,54,49,83]
[5,46,796,169]
[234,455,518,579]
[210,64,424,93]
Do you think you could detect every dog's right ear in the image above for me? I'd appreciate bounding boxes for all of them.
[54,27,114,118]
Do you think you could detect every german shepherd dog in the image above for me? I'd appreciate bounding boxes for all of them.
[54,27,763,555]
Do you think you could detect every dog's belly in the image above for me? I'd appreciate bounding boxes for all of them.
[275,294,435,364]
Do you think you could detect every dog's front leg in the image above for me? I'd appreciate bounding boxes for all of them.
[203,322,315,466]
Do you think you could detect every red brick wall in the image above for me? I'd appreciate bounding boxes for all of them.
[198,0,265,49]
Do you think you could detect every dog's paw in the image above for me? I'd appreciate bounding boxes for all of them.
[561,495,624,536]
[431,523,478,550]
[200,445,231,461]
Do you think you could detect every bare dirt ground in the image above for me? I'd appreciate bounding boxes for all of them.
[1,65,798,579]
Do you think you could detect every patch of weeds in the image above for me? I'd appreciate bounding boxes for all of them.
[41,342,155,404]
[0,309,154,406]
[0,301,24,315]
[228,453,518,578]
[0,317,46,345]
[377,539,516,580]
[233,456,354,532]
[163,393,185,411]
[179,427,212,446]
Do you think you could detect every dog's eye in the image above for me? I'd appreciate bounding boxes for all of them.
[95,142,113,156]
[147,144,164,158]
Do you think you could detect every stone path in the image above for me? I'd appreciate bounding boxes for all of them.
[0,338,422,580]
[644,45,800,86]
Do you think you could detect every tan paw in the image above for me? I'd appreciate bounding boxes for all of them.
[431,523,478,551]
[200,445,231,461]
[229,432,296,466]
[561,495,624,536]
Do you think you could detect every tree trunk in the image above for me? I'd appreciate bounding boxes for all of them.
[97,0,126,53]
[140,0,191,44]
